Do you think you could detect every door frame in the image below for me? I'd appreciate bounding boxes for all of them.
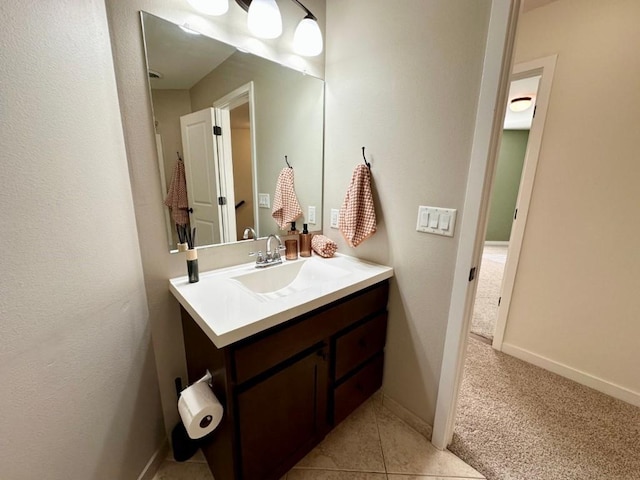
[431,0,521,450]
[492,54,557,349]
[213,82,258,240]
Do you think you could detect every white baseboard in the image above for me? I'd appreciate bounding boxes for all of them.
[501,343,640,408]
[382,393,433,441]
[137,439,169,480]
[484,241,509,247]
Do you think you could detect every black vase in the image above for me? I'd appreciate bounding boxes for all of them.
[186,249,199,283]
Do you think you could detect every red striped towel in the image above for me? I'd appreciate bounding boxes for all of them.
[339,164,376,247]
[164,159,189,226]
[311,235,338,258]
[271,168,303,229]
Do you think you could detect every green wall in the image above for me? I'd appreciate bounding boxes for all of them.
[485,130,529,241]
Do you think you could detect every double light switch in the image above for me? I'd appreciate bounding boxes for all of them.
[416,206,457,237]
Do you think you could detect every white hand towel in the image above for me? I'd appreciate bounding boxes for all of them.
[339,164,376,247]
[271,167,303,229]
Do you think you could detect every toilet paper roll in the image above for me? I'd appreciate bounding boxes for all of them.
[178,382,224,440]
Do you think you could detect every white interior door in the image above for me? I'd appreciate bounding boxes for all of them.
[180,108,221,246]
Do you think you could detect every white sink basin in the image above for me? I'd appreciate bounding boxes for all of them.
[230,258,350,299]
[169,254,393,348]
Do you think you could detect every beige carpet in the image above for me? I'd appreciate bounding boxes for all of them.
[449,337,640,480]
[471,246,507,340]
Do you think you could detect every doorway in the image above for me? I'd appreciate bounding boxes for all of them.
[213,81,258,241]
[470,75,540,342]
[432,52,557,448]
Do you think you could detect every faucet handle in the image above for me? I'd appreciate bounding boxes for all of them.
[249,250,265,263]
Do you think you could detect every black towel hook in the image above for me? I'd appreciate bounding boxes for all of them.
[362,147,371,169]
[177,151,183,161]
[285,155,292,168]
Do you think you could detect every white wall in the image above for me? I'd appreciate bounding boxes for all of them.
[105,0,325,434]
[324,0,492,423]
[0,1,164,478]
[503,0,640,402]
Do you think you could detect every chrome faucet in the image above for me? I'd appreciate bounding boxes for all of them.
[250,234,284,268]
[242,227,257,240]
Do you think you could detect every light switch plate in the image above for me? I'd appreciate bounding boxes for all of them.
[416,206,457,237]
[308,206,316,224]
[258,193,270,208]
[330,209,339,228]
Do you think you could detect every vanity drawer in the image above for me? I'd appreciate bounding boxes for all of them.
[333,353,384,425]
[334,312,387,380]
[232,281,389,385]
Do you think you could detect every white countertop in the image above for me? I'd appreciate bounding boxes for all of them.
[169,253,394,348]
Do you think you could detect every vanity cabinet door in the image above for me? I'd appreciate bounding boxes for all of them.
[237,347,329,480]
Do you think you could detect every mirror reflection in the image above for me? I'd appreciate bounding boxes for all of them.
[141,12,325,251]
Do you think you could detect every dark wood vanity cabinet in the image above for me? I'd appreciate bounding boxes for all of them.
[181,280,389,480]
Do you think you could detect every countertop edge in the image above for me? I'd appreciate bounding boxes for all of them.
[169,256,394,349]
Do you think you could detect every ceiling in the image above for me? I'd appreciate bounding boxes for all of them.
[143,13,236,90]
[503,75,540,130]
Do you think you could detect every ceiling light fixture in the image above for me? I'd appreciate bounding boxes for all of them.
[187,0,229,16]
[235,0,322,56]
[509,96,533,112]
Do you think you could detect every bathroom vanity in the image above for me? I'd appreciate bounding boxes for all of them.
[170,255,393,480]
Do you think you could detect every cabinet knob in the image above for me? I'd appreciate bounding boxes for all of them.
[316,349,327,361]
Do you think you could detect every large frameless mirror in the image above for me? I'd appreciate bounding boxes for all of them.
[141,12,325,251]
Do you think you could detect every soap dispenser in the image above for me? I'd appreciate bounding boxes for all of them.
[299,223,312,257]
[287,221,299,235]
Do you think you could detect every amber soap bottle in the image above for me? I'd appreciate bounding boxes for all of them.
[299,223,312,257]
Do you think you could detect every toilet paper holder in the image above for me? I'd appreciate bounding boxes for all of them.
[188,370,213,389]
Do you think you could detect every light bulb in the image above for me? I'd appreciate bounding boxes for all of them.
[187,0,229,16]
[248,0,282,39]
[293,16,323,56]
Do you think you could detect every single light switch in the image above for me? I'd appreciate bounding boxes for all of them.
[439,213,451,231]
[420,209,430,227]
[330,209,339,228]
[308,206,316,224]
[428,212,440,229]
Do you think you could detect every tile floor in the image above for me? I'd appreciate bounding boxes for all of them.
[153,396,485,480]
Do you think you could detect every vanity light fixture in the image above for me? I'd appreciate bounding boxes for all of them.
[246,0,283,39]
[187,0,229,16]
[292,0,323,56]
[235,0,323,56]
[509,96,534,112]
